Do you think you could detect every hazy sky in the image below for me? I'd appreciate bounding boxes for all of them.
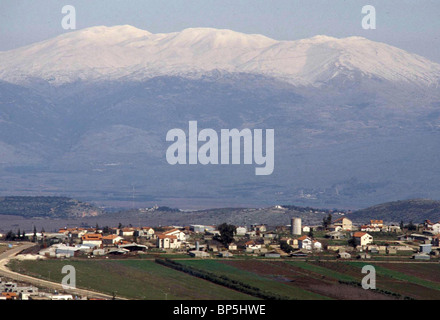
[1,0,440,62]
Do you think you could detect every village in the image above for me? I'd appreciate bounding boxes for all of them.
[22,216,440,260]
[1,214,440,300]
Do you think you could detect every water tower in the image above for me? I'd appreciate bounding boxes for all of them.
[291,218,302,236]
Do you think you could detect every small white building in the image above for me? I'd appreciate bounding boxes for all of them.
[425,220,440,234]
[81,234,103,248]
[102,235,124,246]
[164,229,186,241]
[245,241,262,250]
[302,226,311,233]
[353,232,373,246]
[298,236,322,251]
[140,227,155,238]
[235,226,247,236]
[157,234,181,249]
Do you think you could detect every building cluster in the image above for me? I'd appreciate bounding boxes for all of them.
[0,278,77,300]
[3,216,440,263]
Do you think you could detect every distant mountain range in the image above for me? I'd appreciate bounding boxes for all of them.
[0,196,436,226]
[0,26,440,209]
[350,199,440,223]
[110,199,440,226]
[0,196,102,219]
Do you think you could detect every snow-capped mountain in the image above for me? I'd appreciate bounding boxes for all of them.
[1,25,440,87]
[1,26,440,209]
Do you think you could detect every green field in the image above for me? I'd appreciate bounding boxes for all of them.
[345,262,440,299]
[8,259,255,300]
[8,258,440,300]
[286,261,357,282]
[178,259,328,300]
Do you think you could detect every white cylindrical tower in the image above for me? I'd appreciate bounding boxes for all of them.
[291,218,302,235]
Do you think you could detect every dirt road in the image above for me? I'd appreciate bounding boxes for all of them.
[0,242,121,300]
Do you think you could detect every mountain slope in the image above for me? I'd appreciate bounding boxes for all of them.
[1,25,439,87]
[0,196,102,218]
[350,199,440,223]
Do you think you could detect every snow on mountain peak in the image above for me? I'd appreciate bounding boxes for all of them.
[0,25,439,86]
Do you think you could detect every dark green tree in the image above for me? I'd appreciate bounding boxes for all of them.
[32,226,37,243]
[407,221,417,231]
[348,236,357,248]
[280,240,294,253]
[322,214,332,229]
[217,223,236,246]
[133,230,139,243]
[5,230,15,241]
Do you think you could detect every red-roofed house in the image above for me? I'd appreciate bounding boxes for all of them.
[157,234,181,249]
[81,233,103,248]
[353,232,373,246]
[425,220,440,234]
[102,235,124,246]
[370,220,384,228]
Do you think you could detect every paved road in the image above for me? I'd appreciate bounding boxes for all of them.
[0,242,121,300]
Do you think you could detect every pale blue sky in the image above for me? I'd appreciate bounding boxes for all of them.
[1,0,440,62]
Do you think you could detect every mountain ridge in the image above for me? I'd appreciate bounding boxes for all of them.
[1,25,439,87]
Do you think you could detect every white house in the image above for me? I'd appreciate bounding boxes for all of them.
[157,234,181,249]
[235,226,247,236]
[328,225,342,232]
[140,227,155,238]
[370,220,384,228]
[164,229,186,241]
[245,241,262,250]
[360,225,381,232]
[121,228,135,237]
[313,240,322,251]
[298,236,321,251]
[298,236,312,250]
[81,234,102,248]
[102,235,124,246]
[425,220,440,234]
[353,232,373,246]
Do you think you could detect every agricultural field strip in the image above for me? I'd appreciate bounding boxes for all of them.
[285,261,357,282]
[346,262,440,292]
[178,260,329,300]
[8,259,254,300]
